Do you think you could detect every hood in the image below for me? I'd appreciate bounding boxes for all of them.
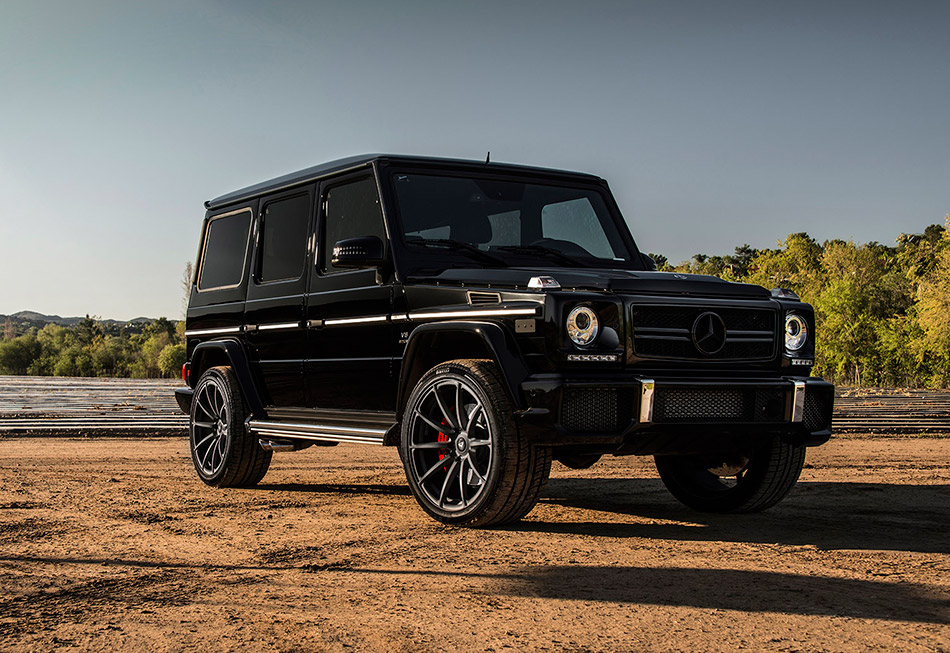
[415,267,771,299]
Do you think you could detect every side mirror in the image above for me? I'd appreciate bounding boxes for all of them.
[331,236,386,269]
[640,252,657,271]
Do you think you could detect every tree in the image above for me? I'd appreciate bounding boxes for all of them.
[0,335,41,374]
[158,343,187,378]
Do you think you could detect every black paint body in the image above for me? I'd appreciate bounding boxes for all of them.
[178,154,834,456]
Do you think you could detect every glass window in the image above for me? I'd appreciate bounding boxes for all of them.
[392,172,632,269]
[485,210,521,248]
[197,209,251,290]
[259,193,310,282]
[323,177,385,273]
[541,198,616,259]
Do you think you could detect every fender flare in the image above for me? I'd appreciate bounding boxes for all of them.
[191,338,266,418]
[396,321,530,416]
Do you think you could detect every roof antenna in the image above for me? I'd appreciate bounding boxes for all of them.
[485,151,491,164]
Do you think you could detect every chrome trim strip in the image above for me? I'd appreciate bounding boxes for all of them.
[791,381,806,423]
[256,321,301,331]
[247,420,388,437]
[390,313,410,322]
[184,326,243,337]
[323,315,389,326]
[408,307,539,320]
[252,430,383,445]
[307,319,324,328]
[639,379,656,424]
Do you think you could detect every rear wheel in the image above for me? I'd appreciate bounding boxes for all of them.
[400,359,551,526]
[190,366,271,488]
[654,435,805,513]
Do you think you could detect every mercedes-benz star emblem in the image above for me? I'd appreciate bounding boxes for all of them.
[691,311,727,355]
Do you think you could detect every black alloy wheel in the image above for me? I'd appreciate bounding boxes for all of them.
[189,366,271,488]
[400,359,551,526]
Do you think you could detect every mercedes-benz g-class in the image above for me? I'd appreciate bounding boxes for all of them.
[175,154,834,526]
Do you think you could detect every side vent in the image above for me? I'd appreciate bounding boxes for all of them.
[467,291,502,305]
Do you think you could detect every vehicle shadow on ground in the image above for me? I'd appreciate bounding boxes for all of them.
[252,482,412,496]
[530,478,950,554]
[333,565,950,625]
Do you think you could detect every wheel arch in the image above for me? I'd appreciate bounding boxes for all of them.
[190,339,266,418]
[396,321,530,422]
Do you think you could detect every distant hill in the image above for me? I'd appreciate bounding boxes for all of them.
[2,311,170,329]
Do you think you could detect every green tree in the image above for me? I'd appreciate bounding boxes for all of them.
[158,343,187,378]
[0,335,41,374]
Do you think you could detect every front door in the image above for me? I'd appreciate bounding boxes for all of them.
[304,173,396,411]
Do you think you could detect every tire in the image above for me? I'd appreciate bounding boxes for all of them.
[399,359,551,527]
[554,452,602,470]
[189,366,271,488]
[654,436,806,513]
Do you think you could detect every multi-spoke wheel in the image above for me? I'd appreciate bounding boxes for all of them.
[400,359,551,526]
[654,435,806,513]
[189,366,271,488]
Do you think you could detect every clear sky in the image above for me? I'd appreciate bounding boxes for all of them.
[1,0,947,320]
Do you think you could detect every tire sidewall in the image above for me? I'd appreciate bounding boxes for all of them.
[655,437,800,513]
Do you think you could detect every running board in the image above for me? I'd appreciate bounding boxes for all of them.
[247,419,388,446]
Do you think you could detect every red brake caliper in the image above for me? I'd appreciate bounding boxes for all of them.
[437,419,450,465]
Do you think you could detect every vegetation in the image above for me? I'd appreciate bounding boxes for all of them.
[2,221,948,386]
[649,218,950,387]
[0,316,186,379]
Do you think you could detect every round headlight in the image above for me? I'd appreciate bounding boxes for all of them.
[567,306,599,346]
[785,313,808,351]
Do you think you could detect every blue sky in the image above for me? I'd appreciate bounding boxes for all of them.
[1,0,947,320]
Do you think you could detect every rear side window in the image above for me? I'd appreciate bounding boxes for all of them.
[322,177,385,273]
[258,193,310,282]
[197,209,252,291]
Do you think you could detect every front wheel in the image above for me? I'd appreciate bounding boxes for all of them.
[399,359,551,527]
[654,436,806,513]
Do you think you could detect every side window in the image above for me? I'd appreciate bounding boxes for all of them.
[197,209,252,291]
[322,176,385,273]
[258,193,310,283]
[541,198,617,259]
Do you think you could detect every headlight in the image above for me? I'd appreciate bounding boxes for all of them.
[567,306,599,346]
[785,313,808,351]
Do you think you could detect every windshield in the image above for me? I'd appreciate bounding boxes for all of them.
[391,172,635,269]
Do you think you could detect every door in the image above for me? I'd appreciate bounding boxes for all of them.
[304,173,396,411]
[244,186,314,407]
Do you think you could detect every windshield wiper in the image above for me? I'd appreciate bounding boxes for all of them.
[406,238,507,267]
[496,245,585,267]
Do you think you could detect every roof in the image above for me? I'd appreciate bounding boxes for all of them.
[205,154,604,210]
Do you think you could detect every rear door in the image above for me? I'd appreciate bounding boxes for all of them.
[244,186,314,407]
[304,172,396,411]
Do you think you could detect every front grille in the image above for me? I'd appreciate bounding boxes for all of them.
[561,387,628,432]
[631,305,777,362]
[803,390,833,431]
[652,387,787,424]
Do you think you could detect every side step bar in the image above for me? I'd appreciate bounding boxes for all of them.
[247,419,389,446]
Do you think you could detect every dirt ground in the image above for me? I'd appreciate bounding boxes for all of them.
[1,436,948,652]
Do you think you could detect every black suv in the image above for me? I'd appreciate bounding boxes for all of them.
[176,154,833,526]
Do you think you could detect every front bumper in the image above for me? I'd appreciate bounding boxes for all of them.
[516,374,834,454]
